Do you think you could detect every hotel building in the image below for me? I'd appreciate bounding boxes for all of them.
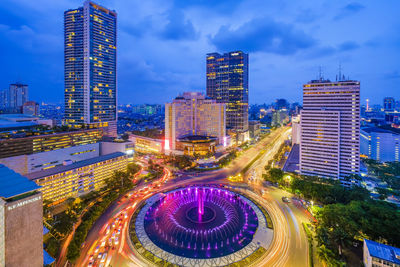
[26,152,127,204]
[64,1,117,136]
[300,79,360,179]
[0,164,43,267]
[206,51,249,142]
[0,128,102,159]
[165,92,226,156]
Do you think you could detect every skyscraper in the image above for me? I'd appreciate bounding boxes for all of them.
[383,97,395,112]
[165,92,226,155]
[64,1,117,136]
[206,51,249,142]
[9,83,28,111]
[300,79,360,179]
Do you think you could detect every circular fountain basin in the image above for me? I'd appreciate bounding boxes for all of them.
[142,186,259,259]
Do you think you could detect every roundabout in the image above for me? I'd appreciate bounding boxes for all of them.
[130,185,274,266]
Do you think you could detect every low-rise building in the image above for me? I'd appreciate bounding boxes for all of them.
[249,120,261,139]
[26,152,128,205]
[363,239,400,267]
[129,134,163,154]
[100,139,135,159]
[0,164,43,267]
[0,143,100,175]
[291,115,301,145]
[360,127,400,162]
[0,128,102,159]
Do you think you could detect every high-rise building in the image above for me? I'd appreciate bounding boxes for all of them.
[300,79,360,179]
[206,51,249,141]
[64,1,117,136]
[0,89,8,110]
[22,101,40,116]
[165,92,226,156]
[9,83,28,111]
[383,97,395,112]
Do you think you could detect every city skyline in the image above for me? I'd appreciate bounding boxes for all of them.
[0,0,399,105]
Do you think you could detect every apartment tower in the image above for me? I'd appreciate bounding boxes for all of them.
[300,79,360,179]
[64,1,117,136]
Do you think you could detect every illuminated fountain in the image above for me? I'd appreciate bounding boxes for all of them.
[143,185,259,258]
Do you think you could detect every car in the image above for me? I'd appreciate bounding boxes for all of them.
[282,196,291,203]
[108,238,113,246]
[114,237,119,245]
[100,240,106,247]
[105,226,110,234]
[100,252,107,263]
[88,262,93,267]
[97,253,102,259]
[94,246,100,253]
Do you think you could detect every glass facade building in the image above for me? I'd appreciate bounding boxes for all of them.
[206,51,249,133]
[64,1,117,135]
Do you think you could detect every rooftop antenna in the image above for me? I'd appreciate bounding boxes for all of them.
[318,66,323,81]
[338,62,342,82]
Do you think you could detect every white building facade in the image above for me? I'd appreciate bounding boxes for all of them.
[300,80,360,179]
[165,92,226,152]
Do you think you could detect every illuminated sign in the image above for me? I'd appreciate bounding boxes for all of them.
[7,196,42,211]
[164,139,170,150]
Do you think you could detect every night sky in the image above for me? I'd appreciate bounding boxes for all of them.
[0,0,399,105]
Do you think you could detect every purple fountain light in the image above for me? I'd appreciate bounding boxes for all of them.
[142,185,259,259]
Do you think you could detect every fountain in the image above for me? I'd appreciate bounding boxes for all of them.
[142,185,259,258]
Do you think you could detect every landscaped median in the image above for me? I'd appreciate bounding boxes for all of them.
[302,222,314,267]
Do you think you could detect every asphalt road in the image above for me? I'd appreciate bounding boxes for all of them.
[74,127,313,267]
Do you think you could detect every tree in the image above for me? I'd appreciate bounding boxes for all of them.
[267,168,284,183]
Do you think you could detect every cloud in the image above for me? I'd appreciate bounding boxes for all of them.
[173,0,243,13]
[159,9,199,41]
[334,2,365,20]
[338,41,359,51]
[209,18,315,55]
[384,71,400,80]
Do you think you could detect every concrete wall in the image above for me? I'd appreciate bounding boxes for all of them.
[5,192,43,267]
[0,143,100,175]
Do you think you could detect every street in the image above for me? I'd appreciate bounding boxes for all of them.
[73,126,314,267]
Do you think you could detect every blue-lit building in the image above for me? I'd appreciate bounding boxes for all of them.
[363,239,400,267]
[206,51,249,142]
[360,127,400,162]
[64,1,117,136]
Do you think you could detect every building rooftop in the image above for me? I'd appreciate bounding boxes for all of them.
[361,127,399,135]
[0,164,41,199]
[26,152,126,180]
[365,239,400,264]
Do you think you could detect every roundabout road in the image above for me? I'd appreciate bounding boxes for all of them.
[75,127,312,266]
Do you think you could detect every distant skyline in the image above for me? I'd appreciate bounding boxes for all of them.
[0,0,399,105]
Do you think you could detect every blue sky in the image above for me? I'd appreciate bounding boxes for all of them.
[0,0,399,105]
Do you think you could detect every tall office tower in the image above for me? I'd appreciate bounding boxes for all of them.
[0,89,8,110]
[300,79,360,179]
[383,97,395,112]
[165,92,226,155]
[64,1,117,136]
[9,83,28,111]
[206,51,249,142]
